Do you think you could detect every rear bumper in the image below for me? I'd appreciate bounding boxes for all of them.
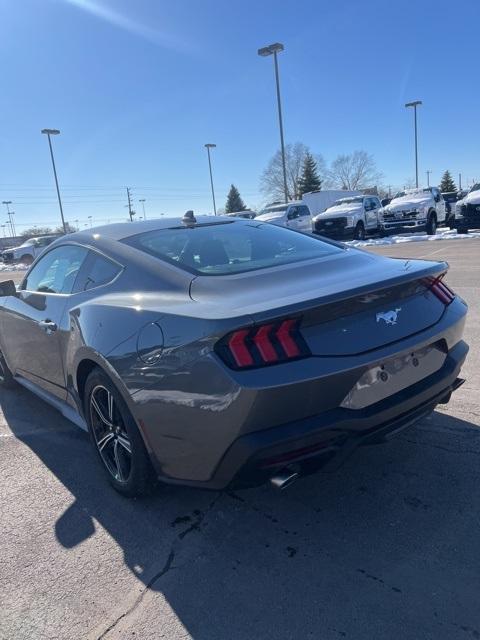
[158,339,468,490]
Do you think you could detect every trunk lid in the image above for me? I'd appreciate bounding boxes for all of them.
[190,249,449,356]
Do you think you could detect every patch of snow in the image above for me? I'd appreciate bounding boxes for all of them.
[347,228,480,248]
[0,262,29,271]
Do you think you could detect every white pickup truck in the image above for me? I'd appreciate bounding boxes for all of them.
[1,235,59,265]
[312,195,383,240]
[454,183,480,232]
[255,201,313,232]
[381,187,446,235]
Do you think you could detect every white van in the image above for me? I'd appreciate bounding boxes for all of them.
[255,201,312,232]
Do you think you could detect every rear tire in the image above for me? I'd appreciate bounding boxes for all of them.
[0,350,16,389]
[354,222,366,240]
[20,254,33,265]
[84,368,156,497]
[426,213,437,235]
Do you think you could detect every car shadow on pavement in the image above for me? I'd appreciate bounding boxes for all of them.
[2,384,480,639]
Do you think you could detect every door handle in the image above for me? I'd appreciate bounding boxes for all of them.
[38,319,57,333]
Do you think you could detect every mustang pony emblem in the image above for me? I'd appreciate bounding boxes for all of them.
[376,308,402,325]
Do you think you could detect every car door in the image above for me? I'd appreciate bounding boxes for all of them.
[367,197,381,229]
[432,188,446,222]
[0,244,88,399]
[33,237,53,259]
[286,206,300,229]
[363,198,375,229]
[297,206,312,232]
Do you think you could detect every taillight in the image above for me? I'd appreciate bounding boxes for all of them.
[425,275,455,305]
[216,318,310,370]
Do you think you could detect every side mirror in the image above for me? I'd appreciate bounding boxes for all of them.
[0,280,16,297]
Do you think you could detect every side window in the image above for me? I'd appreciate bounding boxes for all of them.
[22,245,88,294]
[364,198,372,211]
[287,207,299,220]
[74,251,122,292]
[371,198,380,209]
[299,206,310,217]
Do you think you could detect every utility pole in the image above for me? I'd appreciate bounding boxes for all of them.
[2,201,15,237]
[126,187,135,221]
[426,170,431,187]
[459,173,462,190]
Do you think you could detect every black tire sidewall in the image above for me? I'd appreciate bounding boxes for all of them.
[427,213,437,235]
[84,368,155,497]
[354,222,365,240]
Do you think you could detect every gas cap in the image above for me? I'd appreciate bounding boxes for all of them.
[136,322,164,365]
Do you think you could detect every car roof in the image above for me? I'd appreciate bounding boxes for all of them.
[60,216,240,243]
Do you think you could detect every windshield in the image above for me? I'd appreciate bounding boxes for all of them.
[19,239,34,247]
[392,188,430,200]
[470,184,480,193]
[123,221,342,276]
[330,197,364,206]
[258,206,287,216]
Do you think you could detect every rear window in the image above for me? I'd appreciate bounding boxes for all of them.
[122,221,342,276]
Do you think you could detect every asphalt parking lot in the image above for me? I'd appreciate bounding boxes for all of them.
[1,238,480,640]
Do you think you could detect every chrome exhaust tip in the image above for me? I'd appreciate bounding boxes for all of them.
[270,469,299,490]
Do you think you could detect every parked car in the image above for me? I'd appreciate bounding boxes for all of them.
[256,201,312,232]
[454,184,480,232]
[0,216,468,496]
[441,191,460,228]
[312,195,383,240]
[381,187,447,235]
[1,235,59,265]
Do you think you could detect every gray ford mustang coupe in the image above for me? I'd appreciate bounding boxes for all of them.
[0,214,468,496]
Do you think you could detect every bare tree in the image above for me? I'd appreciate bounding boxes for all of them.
[403,177,417,190]
[260,142,327,202]
[328,150,383,191]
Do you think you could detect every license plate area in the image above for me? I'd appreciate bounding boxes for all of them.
[340,344,446,410]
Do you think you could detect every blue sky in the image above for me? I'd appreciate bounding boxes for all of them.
[0,0,478,231]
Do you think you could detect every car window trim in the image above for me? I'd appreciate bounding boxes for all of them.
[72,247,124,294]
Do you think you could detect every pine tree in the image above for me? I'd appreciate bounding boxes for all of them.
[225,184,247,213]
[298,153,322,196]
[439,170,457,193]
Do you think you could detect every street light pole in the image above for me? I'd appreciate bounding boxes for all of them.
[426,170,431,187]
[139,199,147,220]
[405,101,422,188]
[41,129,67,234]
[204,143,217,215]
[258,42,288,203]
